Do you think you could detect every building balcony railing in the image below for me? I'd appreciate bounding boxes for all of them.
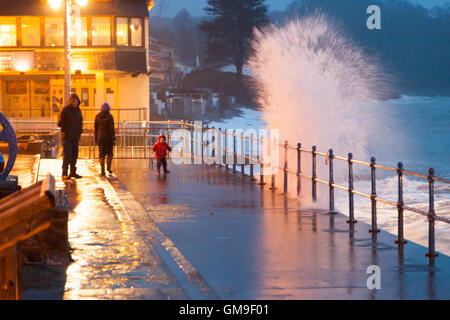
[0,50,148,73]
[3,107,147,123]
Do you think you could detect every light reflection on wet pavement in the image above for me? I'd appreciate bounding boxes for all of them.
[11,155,450,300]
[113,159,450,300]
[9,154,40,186]
[16,156,187,300]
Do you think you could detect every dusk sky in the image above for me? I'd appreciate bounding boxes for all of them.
[151,0,450,17]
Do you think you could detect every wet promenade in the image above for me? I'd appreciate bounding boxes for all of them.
[14,155,187,300]
[11,155,450,299]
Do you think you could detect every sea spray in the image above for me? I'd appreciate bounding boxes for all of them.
[249,13,395,204]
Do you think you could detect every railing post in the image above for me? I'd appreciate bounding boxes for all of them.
[191,121,194,164]
[395,162,407,245]
[201,125,205,165]
[211,126,216,166]
[180,120,185,159]
[425,168,438,264]
[347,153,357,224]
[240,132,245,176]
[181,119,187,158]
[167,121,171,146]
[233,130,237,173]
[218,128,222,167]
[283,141,288,194]
[312,146,317,201]
[270,170,276,190]
[369,157,380,233]
[249,133,255,181]
[258,138,266,186]
[328,149,336,214]
[269,139,277,190]
[144,129,147,159]
[224,129,228,170]
[297,143,301,197]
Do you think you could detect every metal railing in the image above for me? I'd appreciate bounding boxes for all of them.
[184,123,450,266]
[7,119,450,264]
[80,120,187,160]
[2,107,147,123]
[279,142,450,264]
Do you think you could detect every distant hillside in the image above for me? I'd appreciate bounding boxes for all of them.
[271,0,450,96]
[150,1,450,96]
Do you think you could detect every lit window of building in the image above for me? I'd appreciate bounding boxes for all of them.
[0,18,17,47]
[92,17,111,46]
[130,18,142,47]
[116,17,128,46]
[0,0,151,122]
[70,17,88,47]
[45,17,64,47]
[21,17,40,47]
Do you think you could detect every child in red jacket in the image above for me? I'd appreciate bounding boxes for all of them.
[152,133,172,174]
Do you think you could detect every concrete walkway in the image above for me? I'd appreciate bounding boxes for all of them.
[112,159,450,300]
[12,155,450,299]
[17,157,188,300]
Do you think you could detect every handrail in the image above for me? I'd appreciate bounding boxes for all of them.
[189,127,448,265]
[268,140,448,265]
[11,119,448,265]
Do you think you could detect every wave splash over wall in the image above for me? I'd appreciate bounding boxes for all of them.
[249,13,393,162]
[248,15,450,255]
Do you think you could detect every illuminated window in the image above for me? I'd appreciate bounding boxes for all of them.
[0,18,17,47]
[71,16,87,46]
[21,17,40,47]
[130,18,142,47]
[92,17,111,46]
[45,17,64,47]
[116,17,128,46]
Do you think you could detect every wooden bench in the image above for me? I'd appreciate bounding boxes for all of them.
[0,174,68,300]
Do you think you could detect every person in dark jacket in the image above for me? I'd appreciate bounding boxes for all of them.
[152,133,172,175]
[94,102,115,176]
[58,93,83,179]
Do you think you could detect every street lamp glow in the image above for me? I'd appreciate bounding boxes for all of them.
[47,0,63,10]
[15,62,31,72]
[75,0,88,7]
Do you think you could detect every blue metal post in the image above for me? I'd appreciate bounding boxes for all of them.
[258,138,266,186]
[233,130,237,173]
[249,133,255,181]
[269,140,277,190]
[217,127,222,167]
[222,129,228,171]
[202,125,206,165]
[283,141,288,194]
[297,143,301,197]
[328,149,336,214]
[312,146,317,201]
[347,153,357,224]
[426,168,438,264]
[369,157,380,233]
[211,126,215,166]
[191,121,194,164]
[240,133,245,176]
[395,162,407,245]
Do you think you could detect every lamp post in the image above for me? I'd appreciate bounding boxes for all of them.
[47,0,87,105]
[64,0,71,106]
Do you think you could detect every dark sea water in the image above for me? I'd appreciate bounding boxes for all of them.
[377,95,450,178]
